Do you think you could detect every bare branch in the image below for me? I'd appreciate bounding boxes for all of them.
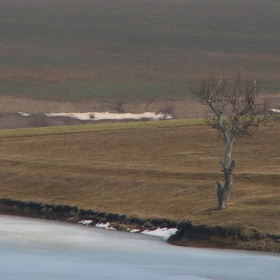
[191,76,273,210]
[192,76,268,140]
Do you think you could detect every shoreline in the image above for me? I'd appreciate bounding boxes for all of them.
[0,198,279,254]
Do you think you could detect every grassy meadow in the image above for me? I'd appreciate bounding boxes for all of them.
[1,0,280,101]
[0,121,279,239]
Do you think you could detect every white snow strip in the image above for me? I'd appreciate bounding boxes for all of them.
[94,222,115,230]
[270,109,280,113]
[130,229,140,233]
[108,226,117,231]
[18,112,31,117]
[43,112,172,121]
[95,222,110,229]
[141,227,178,241]
[78,220,93,226]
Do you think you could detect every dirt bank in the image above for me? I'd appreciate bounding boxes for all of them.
[1,198,279,253]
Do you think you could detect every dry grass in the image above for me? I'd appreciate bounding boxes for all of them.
[0,122,279,235]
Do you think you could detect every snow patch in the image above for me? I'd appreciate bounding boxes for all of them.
[18,112,31,117]
[130,229,140,233]
[78,220,93,226]
[95,222,110,229]
[95,222,116,230]
[141,227,178,241]
[79,220,176,240]
[43,112,172,121]
[271,109,280,113]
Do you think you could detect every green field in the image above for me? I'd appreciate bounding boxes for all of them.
[0,118,203,137]
[1,0,280,100]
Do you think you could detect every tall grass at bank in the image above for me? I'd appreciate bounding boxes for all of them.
[0,119,204,138]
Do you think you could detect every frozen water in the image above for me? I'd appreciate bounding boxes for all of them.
[0,216,279,280]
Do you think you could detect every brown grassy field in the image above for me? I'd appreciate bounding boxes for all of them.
[0,121,279,240]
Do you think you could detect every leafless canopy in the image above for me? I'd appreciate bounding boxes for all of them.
[191,76,271,210]
[192,76,270,141]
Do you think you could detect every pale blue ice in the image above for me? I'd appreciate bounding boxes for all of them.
[0,216,279,280]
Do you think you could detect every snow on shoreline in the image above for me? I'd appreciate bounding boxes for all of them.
[95,222,116,230]
[79,220,177,241]
[18,111,172,121]
[142,227,178,241]
[130,229,140,233]
[78,220,93,226]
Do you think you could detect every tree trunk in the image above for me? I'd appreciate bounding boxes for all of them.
[217,160,236,210]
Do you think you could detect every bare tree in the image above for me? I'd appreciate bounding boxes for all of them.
[191,76,270,210]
